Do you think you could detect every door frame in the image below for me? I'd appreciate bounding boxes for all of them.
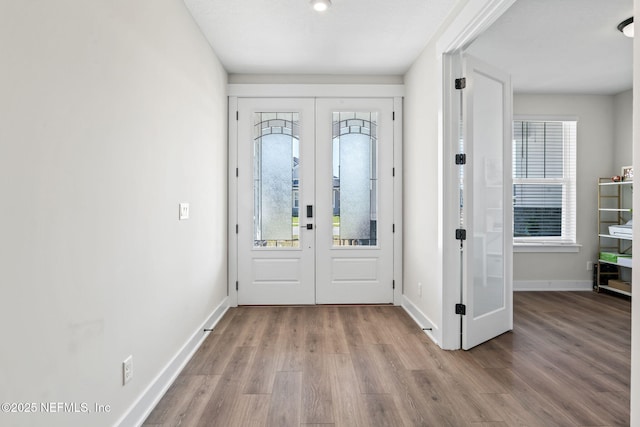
[439,0,516,349]
[227,85,404,307]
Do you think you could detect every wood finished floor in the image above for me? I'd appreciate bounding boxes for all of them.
[143,291,631,426]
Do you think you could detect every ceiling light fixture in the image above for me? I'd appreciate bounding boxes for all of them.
[617,17,634,38]
[311,0,331,12]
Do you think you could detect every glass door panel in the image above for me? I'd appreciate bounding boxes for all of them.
[253,112,300,248]
[461,55,513,350]
[332,112,378,247]
[471,73,504,317]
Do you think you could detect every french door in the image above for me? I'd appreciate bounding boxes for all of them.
[234,97,395,305]
[458,55,513,349]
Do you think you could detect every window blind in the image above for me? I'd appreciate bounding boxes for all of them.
[513,120,577,244]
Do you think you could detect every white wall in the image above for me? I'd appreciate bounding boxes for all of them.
[0,1,228,426]
[512,94,616,286]
[403,39,445,343]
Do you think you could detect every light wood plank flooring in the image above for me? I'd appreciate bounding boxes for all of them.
[143,291,631,426]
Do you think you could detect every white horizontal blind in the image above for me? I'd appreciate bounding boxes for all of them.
[513,120,577,244]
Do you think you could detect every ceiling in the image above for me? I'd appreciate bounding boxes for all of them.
[184,0,633,94]
[183,0,458,75]
[467,0,633,94]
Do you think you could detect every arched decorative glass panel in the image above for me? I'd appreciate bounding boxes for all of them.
[253,112,300,248]
[332,112,378,246]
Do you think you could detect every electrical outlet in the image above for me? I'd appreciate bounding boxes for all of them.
[179,203,189,220]
[587,261,593,271]
[123,355,133,385]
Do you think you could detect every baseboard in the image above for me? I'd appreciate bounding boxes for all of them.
[401,295,441,346]
[116,296,230,427]
[514,280,592,291]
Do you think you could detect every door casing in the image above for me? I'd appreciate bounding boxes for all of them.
[227,85,404,307]
[439,0,516,350]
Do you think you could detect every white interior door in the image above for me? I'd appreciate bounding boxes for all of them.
[235,97,395,305]
[237,98,316,304]
[461,55,513,349]
[315,98,395,304]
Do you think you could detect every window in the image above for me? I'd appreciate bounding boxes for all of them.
[513,119,577,246]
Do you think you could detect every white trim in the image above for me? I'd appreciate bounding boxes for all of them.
[514,280,592,292]
[436,0,517,53]
[401,295,442,347]
[441,53,462,350]
[227,84,404,98]
[514,114,579,122]
[514,243,582,253]
[116,297,230,427]
[393,96,404,305]
[228,97,239,307]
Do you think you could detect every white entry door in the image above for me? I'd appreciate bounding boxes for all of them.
[460,55,513,349]
[237,98,316,305]
[315,98,395,304]
[235,97,395,305]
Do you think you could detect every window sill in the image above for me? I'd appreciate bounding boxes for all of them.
[513,243,582,253]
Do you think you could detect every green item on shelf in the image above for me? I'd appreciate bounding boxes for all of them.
[599,252,632,262]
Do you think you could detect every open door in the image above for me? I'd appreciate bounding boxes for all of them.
[459,54,513,350]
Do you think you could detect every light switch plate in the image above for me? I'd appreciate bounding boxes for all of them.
[123,355,133,385]
[179,203,189,220]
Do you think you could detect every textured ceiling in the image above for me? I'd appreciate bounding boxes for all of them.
[467,0,633,94]
[183,0,458,75]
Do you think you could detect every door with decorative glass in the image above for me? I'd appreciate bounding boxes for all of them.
[235,97,395,305]
[237,98,316,305]
[315,98,394,303]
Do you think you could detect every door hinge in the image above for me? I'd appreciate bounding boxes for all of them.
[455,228,466,241]
[392,280,395,290]
[236,224,239,234]
[236,281,239,291]
[393,111,395,120]
[392,167,395,177]
[236,111,239,120]
[236,167,238,177]
[455,153,466,165]
[393,224,395,233]
[455,77,466,89]
[455,303,466,315]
